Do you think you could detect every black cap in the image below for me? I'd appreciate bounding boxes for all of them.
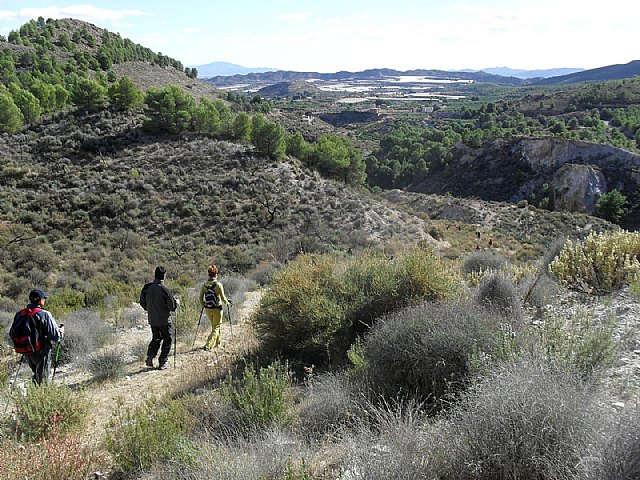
[29,289,49,302]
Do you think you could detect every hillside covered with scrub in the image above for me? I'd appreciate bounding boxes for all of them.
[1,16,640,480]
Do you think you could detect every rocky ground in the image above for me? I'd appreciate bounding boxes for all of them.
[541,285,640,409]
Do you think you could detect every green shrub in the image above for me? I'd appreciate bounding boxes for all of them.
[549,231,640,294]
[106,396,196,474]
[255,247,461,365]
[431,359,607,479]
[14,383,90,440]
[44,289,85,318]
[220,360,292,428]
[84,280,138,310]
[255,254,346,364]
[360,300,518,406]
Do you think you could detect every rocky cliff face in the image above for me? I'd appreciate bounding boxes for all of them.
[414,137,640,223]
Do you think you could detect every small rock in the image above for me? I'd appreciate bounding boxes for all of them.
[611,401,625,411]
[615,357,630,367]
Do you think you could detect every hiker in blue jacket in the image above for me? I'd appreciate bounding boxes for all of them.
[11,289,63,384]
[139,266,178,370]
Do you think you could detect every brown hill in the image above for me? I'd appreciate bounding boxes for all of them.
[258,80,322,98]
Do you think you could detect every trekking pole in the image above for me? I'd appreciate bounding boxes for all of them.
[51,323,64,382]
[192,307,204,349]
[4,355,24,413]
[173,305,178,368]
[227,304,234,337]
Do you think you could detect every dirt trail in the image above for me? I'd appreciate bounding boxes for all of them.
[55,290,263,444]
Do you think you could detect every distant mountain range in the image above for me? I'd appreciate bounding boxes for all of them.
[203,60,640,88]
[193,61,276,77]
[197,62,583,80]
[534,60,640,85]
[476,67,584,79]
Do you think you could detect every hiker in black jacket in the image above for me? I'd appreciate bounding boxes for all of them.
[139,266,178,370]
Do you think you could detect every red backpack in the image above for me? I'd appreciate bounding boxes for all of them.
[10,307,43,354]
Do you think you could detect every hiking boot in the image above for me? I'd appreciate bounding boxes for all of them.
[158,362,168,370]
[145,357,154,368]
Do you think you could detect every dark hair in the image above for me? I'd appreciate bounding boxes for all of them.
[154,266,166,280]
[207,264,219,277]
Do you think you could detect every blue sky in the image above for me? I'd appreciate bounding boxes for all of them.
[1,1,638,72]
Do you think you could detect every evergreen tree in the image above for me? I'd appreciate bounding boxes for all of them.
[9,84,42,123]
[595,189,628,223]
[71,78,107,113]
[252,118,286,160]
[286,131,309,160]
[232,112,252,142]
[192,97,222,135]
[0,90,24,133]
[144,85,195,135]
[107,76,143,111]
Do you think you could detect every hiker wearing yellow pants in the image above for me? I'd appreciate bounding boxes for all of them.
[198,264,231,351]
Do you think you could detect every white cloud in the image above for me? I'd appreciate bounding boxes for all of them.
[183,27,202,33]
[277,12,309,22]
[0,4,148,23]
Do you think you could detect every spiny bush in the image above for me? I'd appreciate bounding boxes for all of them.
[255,246,462,366]
[531,308,617,378]
[462,250,507,275]
[360,300,519,406]
[550,230,640,294]
[86,347,127,382]
[220,360,292,429]
[219,273,256,307]
[106,396,196,474]
[431,359,608,480]
[475,272,523,323]
[297,372,359,437]
[56,309,112,364]
[14,383,90,440]
[582,407,640,480]
[0,431,97,480]
[338,401,430,480]
[158,429,316,480]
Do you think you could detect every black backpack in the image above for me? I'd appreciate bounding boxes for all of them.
[10,307,44,354]
[204,281,221,309]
